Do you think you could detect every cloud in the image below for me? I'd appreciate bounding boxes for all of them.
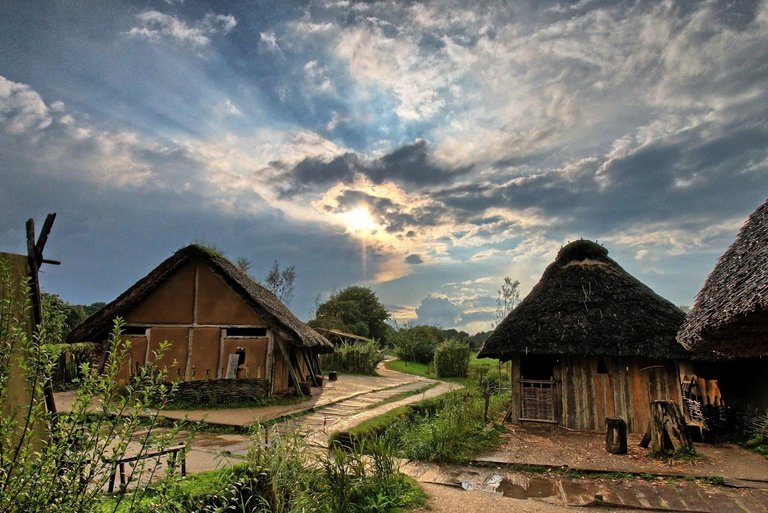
[405,254,423,264]
[0,76,52,134]
[126,10,236,47]
[276,140,471,196]
[260,31,283,55]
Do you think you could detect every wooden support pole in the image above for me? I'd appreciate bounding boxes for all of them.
[25,215,59,416]
[276,338,303,396]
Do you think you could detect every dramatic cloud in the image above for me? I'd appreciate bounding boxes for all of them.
[2,0,767,332]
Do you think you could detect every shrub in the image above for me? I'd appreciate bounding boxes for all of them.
[320,341,384,374]
[391,325,442,364]
[433,339,470,378]
[381,390,506,464]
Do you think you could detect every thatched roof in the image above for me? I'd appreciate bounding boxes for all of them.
[678,198,768,357]
[67,245,332,353]
[478,240,690,361]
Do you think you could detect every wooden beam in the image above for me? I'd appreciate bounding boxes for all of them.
[276,338,303,396]
[25,216,58,416]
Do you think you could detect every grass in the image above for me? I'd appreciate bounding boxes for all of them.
[99,431,426,513]
[385,354,510,386]
[363,382,438,410]
[333,388,508,464]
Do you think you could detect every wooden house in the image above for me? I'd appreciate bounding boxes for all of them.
[477,240,693,433]
[67,245,332,396]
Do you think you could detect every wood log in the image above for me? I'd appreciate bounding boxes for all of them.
[605,417,628,454]
[647,400,694,456]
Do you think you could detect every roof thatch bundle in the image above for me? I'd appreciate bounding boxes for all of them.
[67,245,332,352]
[678,198,768,356]
[478,240,689,361]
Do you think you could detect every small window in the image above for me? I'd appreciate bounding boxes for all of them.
[597,357,608,374]
[226,327,267,337]
[122,326,148,336]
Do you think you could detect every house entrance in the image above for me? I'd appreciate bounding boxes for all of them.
[520,355,556,423]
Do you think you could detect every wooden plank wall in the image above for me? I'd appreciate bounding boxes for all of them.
[558,356,681,433]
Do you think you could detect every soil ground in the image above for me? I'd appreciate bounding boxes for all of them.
[478,423,768,481]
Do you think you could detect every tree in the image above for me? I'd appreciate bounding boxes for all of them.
[41,292,88,344]
[264,260,296,305]
[494,277,520,328]
[236,257,253,275]
[391,324,444,364]
[310,286,390,343]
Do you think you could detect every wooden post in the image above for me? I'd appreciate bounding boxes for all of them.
[508,354,521,423]
[25,215,59,416]
[276,338,304,396]
[605,417,628,454]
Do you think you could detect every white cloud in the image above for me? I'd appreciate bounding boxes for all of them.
[0,76,52,134]
[260,31,283,54]
[126,10,236,47]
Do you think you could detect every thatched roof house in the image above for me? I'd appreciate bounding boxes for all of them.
[69,244,331,396]
[478,239,687,361]
[477,240,690,432]
[678,198,768,357]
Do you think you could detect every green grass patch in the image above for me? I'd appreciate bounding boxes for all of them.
[363,383,438,411]
[333,388,507,465]
[385,355,511,387]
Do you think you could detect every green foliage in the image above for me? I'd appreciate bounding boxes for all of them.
[390,324,443,364]
[41,292,93,344]
[159,427,425,513]
[433,339,470,378]
[744,434,768,457]
[467,330,490,350]
[51,342,97,390]
[379,389,507,464]
[310,287,390,343]
[1,275,182,513]
[320,341,385,375]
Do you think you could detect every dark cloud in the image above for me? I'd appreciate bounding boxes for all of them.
[415,295,462,327]
[276,153,358,197]
[405,254,423,264]
[277,140,472,196]
[430,118,768,236]
[327,189,448,234]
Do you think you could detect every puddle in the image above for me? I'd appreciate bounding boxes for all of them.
[497,476,557,499]
[457,471,558,500]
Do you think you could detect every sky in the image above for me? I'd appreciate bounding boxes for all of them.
[1,0,767,334]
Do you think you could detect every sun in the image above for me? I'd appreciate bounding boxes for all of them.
[343,206,378,233]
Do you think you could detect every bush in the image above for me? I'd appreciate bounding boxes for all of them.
[381,390,506,464]
[320,341,384,374]
[433,339,470,378]
[391,325,443,364]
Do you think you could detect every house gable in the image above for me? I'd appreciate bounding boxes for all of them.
[125,261,195,325]
[196,262,264,326]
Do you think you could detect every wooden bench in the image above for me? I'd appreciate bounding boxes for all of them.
[107,444,187,492]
